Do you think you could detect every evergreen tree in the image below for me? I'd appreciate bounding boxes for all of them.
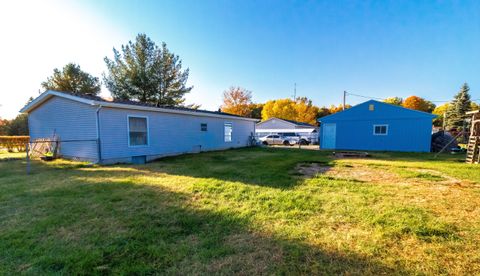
[42,63,101,95]
[104,34,192,106]
[445,83,471,130]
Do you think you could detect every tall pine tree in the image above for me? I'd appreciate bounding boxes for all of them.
[103,34,192,107]
[445,83,471,130]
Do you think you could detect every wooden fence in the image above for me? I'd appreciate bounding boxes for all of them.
[0,136,29,152]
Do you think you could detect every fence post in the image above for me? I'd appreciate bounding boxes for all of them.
[26,142,30,175]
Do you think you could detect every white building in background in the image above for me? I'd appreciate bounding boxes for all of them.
[255,117,319,144]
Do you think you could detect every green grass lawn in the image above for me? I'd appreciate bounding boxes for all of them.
[0,148,479,274]
[0,149,25,160]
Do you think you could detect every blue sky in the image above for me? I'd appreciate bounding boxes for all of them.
[1,0,479,118]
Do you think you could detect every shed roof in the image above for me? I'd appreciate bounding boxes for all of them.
[256,117,317,128]
[20,90,259,122]
[318,100,436,122]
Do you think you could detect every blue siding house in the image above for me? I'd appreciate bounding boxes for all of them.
[318,100,435,152]
[21,90,258,164]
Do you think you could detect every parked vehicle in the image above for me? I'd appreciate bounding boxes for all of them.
[259,134,298,146]
[280,132,310,145]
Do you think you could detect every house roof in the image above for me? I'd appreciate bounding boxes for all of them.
[256,117,317,128]
[20,90,259,122]
[318,100,436,122]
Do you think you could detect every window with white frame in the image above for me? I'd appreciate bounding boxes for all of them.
[224,122,232,142]
[128,116,148,146]
[373,124,388,135]
[201,123,207,131]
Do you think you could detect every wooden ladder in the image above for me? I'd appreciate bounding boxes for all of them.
[466,136,479,164]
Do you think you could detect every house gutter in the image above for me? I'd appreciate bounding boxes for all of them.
[95,105,102,164]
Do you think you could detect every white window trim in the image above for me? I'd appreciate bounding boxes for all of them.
[373,124,388,136]
[127,115,150,147]
[224,122,233,143]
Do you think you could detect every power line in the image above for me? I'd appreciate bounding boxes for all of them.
[345,91,480,103]
[345,92,385,101]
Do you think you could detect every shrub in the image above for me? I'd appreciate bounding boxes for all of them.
[0,136,29,152]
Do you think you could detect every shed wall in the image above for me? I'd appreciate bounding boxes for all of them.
[320,118,432,152]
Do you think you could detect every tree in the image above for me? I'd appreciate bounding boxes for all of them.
[432,103,449,127]
[402,96,435,112]
[5,114,28,135]
[445,83,472,130]
[316,107,331,119]
[261,97,320,125]
[42,63,101,95]
[384,97,403,106]
[471,102,479,111]
[328,104,351,114]
[248,103,264,119]
[104,33,192,106]
[220,87,253,117]
[294,97,319,125]
[261,99,297,121]
[0,118,9,135]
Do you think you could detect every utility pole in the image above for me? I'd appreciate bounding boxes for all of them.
[293,83,297,100]
[443,112,446,130]
[343,91,347,110]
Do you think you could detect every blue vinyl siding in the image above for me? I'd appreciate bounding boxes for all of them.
[98,107,255,162]
[319,100,435,152]
[28,97,99,161]
[26,94,256,163]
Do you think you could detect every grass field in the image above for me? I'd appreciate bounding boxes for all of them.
[0,149,25,160]
[0,148,479,274]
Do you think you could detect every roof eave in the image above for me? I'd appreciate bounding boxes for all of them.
[97,101,260,121]
[20,90,259,122]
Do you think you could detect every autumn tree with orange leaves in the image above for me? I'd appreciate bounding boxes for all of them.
[261,97,320,125]
[402,96,435,112]
[221,87,253,117]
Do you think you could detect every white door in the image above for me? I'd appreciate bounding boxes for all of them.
[322,123,336,149]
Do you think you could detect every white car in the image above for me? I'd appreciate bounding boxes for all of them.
[259,134,299,146]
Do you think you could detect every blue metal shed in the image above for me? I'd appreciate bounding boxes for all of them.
[318,100,436,152]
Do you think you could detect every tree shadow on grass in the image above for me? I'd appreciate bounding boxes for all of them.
[0,161,409,275]
[145,147,337,189]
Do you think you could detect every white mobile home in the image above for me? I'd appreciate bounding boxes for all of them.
[21,90,258,164]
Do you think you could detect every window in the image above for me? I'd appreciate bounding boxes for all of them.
[201,123,207,131]
[128,116,148,146]
[373,124,388,135]
[224,122,232,142]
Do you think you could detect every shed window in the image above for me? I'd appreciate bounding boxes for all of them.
[128,116,148,146]
[201,123,207,131]
[373,124,388,135]
[224,122,232,142]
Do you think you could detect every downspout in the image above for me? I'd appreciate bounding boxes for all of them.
[95,105,102,164]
